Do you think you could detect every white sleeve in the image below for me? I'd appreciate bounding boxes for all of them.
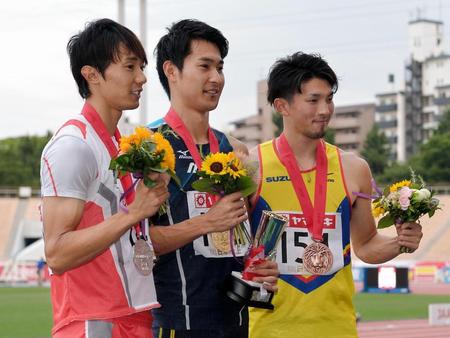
[40,135,98,200]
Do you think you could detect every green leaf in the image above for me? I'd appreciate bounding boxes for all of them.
[191,178,218,193]
[383,185,390,197]
[236,176,257,197]
[148,167,166,173]
[377,214,395,229]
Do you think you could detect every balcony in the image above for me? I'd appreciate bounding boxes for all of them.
[376,103,398,113]
[377,120,397,129]
[230,126,261,141]
[433,97,450,106]
[335,133,360,144]
[329,117,360,129]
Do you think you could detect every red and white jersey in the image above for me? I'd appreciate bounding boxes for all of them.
[41,103,159,334]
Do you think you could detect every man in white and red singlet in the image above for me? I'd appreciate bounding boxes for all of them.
[40,19,169,338]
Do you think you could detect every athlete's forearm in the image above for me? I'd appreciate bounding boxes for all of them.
[353,233,400,264]
[45,211,139,275]
[149,215,210,255]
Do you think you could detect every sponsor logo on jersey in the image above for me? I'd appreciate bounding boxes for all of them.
[266,173,335,183]
[266,175,291,183]
[278,212,336,229]
[177,149,193,159]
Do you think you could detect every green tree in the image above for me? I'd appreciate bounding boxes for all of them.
[272,111,283,137]
[361,124,390,176]
[415,132,450,183]
[436,108,450,135]
[324,128,335,144]
[0,132,52,187]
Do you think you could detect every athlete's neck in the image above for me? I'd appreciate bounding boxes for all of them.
[171,101,210,144]
[86,97,122,136]
[282,130,320,170]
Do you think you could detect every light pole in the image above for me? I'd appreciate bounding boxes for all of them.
[117,0,147,126]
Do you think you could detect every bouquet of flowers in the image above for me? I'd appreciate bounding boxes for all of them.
[191,151,257,254]
[110,126,179,214]
[371,171,440,252]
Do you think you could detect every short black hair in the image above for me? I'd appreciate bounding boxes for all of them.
[267,52,338,104]
[154,19,229,98]
[67,18,147,99]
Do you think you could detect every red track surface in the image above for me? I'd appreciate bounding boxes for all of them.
[358,319,450,337]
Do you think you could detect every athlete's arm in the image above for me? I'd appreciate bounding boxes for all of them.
[42,138,169,274]
[150,191,248,255]
[341,151,422,263]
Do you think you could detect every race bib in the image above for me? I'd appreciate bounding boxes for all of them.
[273,211,344,275]
[187,191,251,258]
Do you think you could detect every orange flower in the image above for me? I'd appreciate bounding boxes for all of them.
[119,136,132,153]
[152,132,175,171]
[135,126,152,142]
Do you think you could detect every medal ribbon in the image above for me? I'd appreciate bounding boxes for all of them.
[275,133,328,242]
[165,108,246,258]
[164,107,219,169]
[81,103,144,238]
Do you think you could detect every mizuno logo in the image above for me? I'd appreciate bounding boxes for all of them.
[177,149,192,159]
[266,176,290,183]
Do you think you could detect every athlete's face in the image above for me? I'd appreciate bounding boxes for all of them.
[170,39,225,113]
[97,45,147,111]
[281,78,334,139]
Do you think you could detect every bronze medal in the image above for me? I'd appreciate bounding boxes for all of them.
[302,242,333,275]
[133,238,154,276]
[211,231,231,253]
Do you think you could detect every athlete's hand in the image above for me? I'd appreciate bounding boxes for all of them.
[202,192,248,233]
[128,173,170,221]
[395,221,423,253]
[250,260,279,292]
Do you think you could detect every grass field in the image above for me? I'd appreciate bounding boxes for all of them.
[354,293,450,321]
[1,287,450,337]
[0,287,52,338]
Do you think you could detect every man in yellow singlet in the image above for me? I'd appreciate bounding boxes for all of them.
[248,52,423,338]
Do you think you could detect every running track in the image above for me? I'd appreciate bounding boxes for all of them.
[357,280,450,337]
[358,319,450,337]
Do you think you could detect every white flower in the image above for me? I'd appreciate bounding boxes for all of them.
[415,188,431,202]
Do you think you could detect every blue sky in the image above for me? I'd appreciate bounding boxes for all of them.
[1,0,449,138]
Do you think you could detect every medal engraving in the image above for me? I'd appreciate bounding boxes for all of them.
[133,238,154,276]
[303,242,333,275]
[211,231,231,253]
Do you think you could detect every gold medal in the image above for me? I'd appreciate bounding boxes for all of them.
[133,238,154,276]
[211,231,231,253]
[302,242,333,275]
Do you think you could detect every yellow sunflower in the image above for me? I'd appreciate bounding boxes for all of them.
[226,154,247,179]
[152,132,175,171]
[201,152,229,176]
[372,204,385,218]
[389,179,411,193]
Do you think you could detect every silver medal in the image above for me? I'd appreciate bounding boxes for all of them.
[133,238,154,276]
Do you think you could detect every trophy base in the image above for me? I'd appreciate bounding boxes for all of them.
[226,271,274,310]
